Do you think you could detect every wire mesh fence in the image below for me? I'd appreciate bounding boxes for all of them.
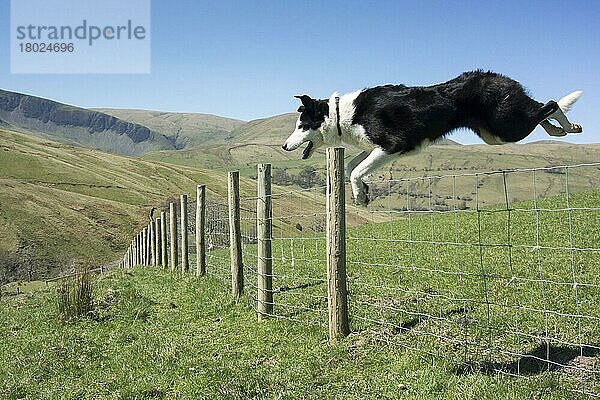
[347,162,600,397]
[204,200,230,282]
[124,157,599,397]
[239,184,329,325]
[200,160,599,397]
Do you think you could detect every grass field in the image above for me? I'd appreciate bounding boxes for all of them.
[1,184,599,398]
[0,268,591,400]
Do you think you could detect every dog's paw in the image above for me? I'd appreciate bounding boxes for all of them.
[353,182,370,206]
[570,123,583,133]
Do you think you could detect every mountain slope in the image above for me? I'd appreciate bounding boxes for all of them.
[0,89,175,156]
[94,108,244,149]
[0,126,233,280]
[229,113,297,145]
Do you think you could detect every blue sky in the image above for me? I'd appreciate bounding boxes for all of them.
[1,0,599,144]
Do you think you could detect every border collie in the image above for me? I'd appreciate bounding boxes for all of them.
[282,71,583,206]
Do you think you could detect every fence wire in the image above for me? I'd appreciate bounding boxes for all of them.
[240,185,329,325]
[201,162,599,397]
[205,201,230,282]
[349,162,600,397]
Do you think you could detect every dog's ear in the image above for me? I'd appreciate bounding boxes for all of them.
[317,100,329,116]
[294,94,313,107]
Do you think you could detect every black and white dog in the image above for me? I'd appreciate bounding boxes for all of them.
[282,71,583,206]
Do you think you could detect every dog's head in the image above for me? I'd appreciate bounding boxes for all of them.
[281,95,329,159]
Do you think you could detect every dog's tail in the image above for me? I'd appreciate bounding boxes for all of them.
[558,91,583,113]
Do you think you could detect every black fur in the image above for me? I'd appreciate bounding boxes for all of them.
[351,71,554,154]
[295,95,329,131]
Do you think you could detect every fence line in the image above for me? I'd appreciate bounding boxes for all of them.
[117,154,600,398]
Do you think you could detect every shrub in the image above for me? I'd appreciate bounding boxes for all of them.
[57,267,94,321]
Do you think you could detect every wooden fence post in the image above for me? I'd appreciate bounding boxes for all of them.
[143,227,148,265]
[161,211,168,268]
[146,224,151,265]
[180,194,189,272]
[147,223,153,265]
[155,217,161,267]
[150,220,156,266]
[170,202,178,271]
[257,163,273,320]
[196,185,206,277]
[138,230,143,265]
[136,232,141,265]
[228,171,243,300]
[130,240,134,267]
[146,224,151,266]
[326,147,350,342]
[141,229,146,266]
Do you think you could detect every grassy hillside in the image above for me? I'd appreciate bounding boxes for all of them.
[94,108,245,149]
[145,139,600,209]
[230,113,297,144]
[0,89,175,156]
[0,127,236,280]
[365,142,600,210]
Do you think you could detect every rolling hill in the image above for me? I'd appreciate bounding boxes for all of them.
[94,108,244,149]
[0,89,176,156]
[0,125,234,281]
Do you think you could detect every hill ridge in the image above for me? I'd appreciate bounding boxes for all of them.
[0,88,175,156]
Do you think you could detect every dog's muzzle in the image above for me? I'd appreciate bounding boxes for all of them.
[282,140,314,159]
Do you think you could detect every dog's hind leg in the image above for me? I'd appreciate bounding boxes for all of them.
[548,107,583,133]
[540,120,566,137]
[350,147,397,206]
[540,92,583,134]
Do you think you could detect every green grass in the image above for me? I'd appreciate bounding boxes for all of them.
[0,266,588,400]
[2,124,599,398]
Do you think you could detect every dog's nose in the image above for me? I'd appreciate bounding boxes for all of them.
[281,144,288,151]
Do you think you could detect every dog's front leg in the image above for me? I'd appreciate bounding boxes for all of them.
[346,151,369,179]
[349,147,396,206]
